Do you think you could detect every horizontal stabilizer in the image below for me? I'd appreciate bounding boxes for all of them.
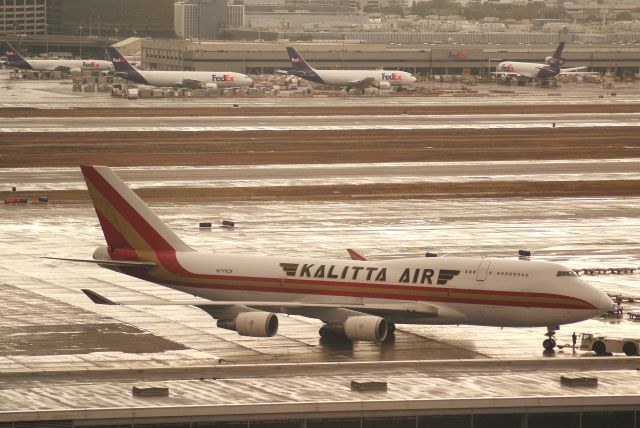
[43,257,157,268]
[347,248,368,261]
[81,289,118,305]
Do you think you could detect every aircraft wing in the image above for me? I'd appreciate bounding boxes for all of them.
[559,67,589,74]
[180,78,206,89]
[44,257,157,268]
[492,71,522,78]
[80,289,439,323]
[348,77,376,87]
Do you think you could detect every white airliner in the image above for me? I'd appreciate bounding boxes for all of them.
[493,42,587,85]
[1,41,113,73]
[285,47,417,90]
[107,47,252,89]
[52,166,612,352]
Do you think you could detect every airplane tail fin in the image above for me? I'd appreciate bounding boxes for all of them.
[546,42,565,68]
[106,46,148,84]
[81,166,193,255]
[1,41,32,70]
[285,47,322,82]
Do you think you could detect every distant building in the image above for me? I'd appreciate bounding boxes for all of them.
[228,4,246,29]
[199,0,228,39]
[175,1,199,38]
[0,0,47,36]
[47,0,175,37]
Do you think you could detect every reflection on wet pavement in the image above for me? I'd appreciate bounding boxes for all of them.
[1,196,638,366]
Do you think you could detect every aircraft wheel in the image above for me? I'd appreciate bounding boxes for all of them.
[543,338,556,351]
[388,323,396,334]
[319,326,329,338]
[623,342,637,356]
[593,340,607,356]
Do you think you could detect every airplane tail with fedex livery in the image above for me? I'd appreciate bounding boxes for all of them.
[106,46,149,85]
[285,47,323,83]
[546,42,565,70]
[1,41,32,70]
[80,165,193,264]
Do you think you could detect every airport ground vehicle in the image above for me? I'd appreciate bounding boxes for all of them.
[580,333,640,356]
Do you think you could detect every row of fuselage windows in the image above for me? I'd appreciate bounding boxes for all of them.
[463,269,530,278]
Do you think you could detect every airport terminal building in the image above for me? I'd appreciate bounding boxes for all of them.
[140,39,640,79]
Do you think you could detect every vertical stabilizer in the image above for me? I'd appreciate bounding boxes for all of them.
[106,46,149,85]
[285,47,323,83]
[81,166,193,253]
[1,41,32,70]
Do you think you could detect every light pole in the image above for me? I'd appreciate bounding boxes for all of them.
[45,23,49,56]
[78,26,83,57]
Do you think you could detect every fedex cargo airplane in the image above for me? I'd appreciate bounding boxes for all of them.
[285,47,416,90]
[54,166,612,352]
[493,42,587,85]
[1,41,113,73]
[107,46,252,89]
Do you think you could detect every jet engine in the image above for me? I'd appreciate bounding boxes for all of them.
[545,56,564,66]
[323,315,388,342]
[217,311,279,337]
[376,81,391,90]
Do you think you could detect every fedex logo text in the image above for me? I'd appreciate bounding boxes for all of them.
[212,74,235,82]
[381,72,402,81]
[500,63,514,72]
[291,57,303,63]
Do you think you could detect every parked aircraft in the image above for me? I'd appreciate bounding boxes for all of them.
[493,42,587,85]
[51,166,612,352]
[107,46,252,89]
[1,41,113,73]
[285,46,417,91]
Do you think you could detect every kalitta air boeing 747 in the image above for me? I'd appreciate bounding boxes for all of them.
[53,166,612,351]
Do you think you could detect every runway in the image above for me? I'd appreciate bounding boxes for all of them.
[2,112,640,132]
[4,159,640,191]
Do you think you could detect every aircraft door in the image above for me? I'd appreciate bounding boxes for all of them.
[475,261,491,282]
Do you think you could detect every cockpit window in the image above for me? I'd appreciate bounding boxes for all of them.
[557,270,578,277]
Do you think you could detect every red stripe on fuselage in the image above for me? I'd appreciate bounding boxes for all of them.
[131,267,595,310]
[81,166,596,311]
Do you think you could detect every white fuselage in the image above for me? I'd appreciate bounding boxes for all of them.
[137,70,253,88]
[24,59,114,72]
[315,69,416,87]
[110,249,610,328]
[495,61,554,80]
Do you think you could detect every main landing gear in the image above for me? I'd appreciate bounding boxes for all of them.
[543,325,559,351]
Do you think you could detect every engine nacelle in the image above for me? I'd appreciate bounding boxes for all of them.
[217,311,278,337]
[343,316,388,342]
[376,81,391,90]
[204,82,218,89]
[546,56,564,66]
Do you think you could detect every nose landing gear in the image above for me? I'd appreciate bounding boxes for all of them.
[543,325,559,351]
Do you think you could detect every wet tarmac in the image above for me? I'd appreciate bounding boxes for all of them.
[2,70,640,109]
[4,160,640,191]
[1,194,638,368]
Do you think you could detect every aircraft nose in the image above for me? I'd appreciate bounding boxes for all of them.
[598,292,614,313]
